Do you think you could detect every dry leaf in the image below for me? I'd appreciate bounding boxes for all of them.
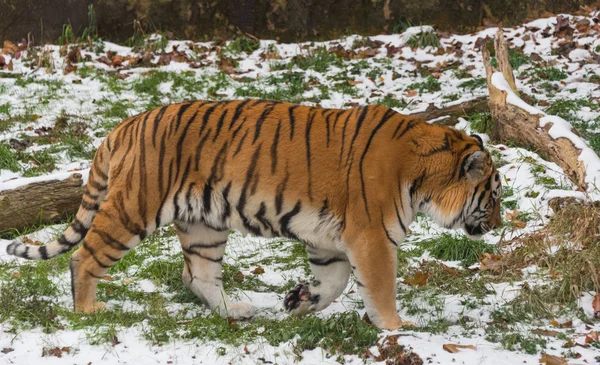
[539,353,567,365]
[584,331,599,343]
[123,279,132,285]
[102,275,112,281]
[532,329,560,337]
[480,253,506,273]
[550,319,572,328]
[251,266,265,275]
[592,293,600,317]
[402,271,429,287]
[347,80,362,86]
[2,40,18,55]
[443,344,476,353]
[11,272,21,278]
[404,89,418,97]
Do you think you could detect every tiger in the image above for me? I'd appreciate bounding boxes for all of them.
[7,99,502,330]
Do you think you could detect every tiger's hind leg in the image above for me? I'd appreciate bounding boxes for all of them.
[176,222,255,319]
[69,194,150,313]
[284,247,351,316]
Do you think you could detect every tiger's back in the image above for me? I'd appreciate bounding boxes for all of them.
[7,99,502,329]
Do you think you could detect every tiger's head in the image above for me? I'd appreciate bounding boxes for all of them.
[419,133,503,239]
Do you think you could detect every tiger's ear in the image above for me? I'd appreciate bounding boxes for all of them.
[463,151,488,182]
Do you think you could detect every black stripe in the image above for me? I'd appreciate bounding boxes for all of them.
[152,106,169,147]
[193,128,212,171]
[88,179,107,191]
[358,108,396,220]
[308,257,346,266]
[394,119,418,140]
[183,248,223,262]
[288,105,298,139]
[279,200,301,239]
[236,144,263,235]
[271,120,281,174]
[275,170,289,215]
[92,229,130,251]
[338,110,353,166]
[92,161,109,181]
[255,202,275,233]
[222,181,232,222]
[82,241,110,268]
[233,129,249,157]
[305,110,315,201]
[393,198,407,234]
[39,245,49,260]
[253,104,275,144]
[346,106,369,164]
[80,199,99,211]
[213,108,229,142]
[188,241,227,249]
[382,220,399,247]
[229,99,252,130]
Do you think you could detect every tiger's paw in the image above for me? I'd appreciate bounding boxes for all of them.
[78,301,107,314]
[284,282,320,316]
[219,302,255,319]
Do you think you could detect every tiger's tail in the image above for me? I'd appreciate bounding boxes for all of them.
[7,139,111,260]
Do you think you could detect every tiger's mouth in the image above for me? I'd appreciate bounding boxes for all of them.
[464,223,490,239]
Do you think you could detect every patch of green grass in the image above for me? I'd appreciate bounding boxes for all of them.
[133,71,171,95]
[407,75,441,95]
[0,142,21,172]
[405,29,441,49]
[418,233,496,267]
[377,94,407,109]
[508,49,530,69]
[544,98,595,120]
[289,46,343,73]
[466,112,493,134]
[529,67,568,82]
[458,78,487,90]
[226,35,261,54]
[20,149,58,177]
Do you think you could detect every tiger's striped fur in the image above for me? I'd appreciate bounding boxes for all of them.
[7,99,502,329]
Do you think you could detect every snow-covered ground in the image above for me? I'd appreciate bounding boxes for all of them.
[1,12,600,365]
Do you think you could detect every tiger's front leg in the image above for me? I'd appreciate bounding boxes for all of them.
[284,247,351,315]
[344,230,413,330]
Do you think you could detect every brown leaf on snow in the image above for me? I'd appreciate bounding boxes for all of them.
[479,253,506,273]
[442,344,476,353]
[585,331,599,343]
[402,271,428,287]
[251,266,265,275]
[2,40,18,55]
[404,89,418,97]
[550,319,572,328]
[374,335,423,364]
[218,57,237,75]
[592,292,600,317]
[348,80,362,86]
[42,347,71,358]
[539,353,567,365]
[532,329,560,337]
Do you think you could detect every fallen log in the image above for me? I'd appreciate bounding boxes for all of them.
[0,173,85,236]
[483,29,600,192]
[409,96,489,126]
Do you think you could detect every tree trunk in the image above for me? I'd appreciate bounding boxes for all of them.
[410,96,489,126]
[0,173,84,235]
[483,29,600,192]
